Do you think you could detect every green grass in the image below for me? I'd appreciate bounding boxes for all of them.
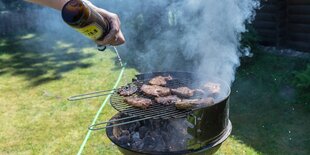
[223,53,310,155]
[0,34,309,154]
[0,34,137,154]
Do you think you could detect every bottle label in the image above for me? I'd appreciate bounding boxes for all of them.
[76,23,103,40]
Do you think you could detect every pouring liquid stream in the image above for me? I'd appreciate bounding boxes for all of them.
[112,46,128,85]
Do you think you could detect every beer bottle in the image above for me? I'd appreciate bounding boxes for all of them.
[61,0,110,50]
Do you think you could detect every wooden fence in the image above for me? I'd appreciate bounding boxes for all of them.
[253,0,310,52]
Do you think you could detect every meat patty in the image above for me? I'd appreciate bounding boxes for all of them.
[194,89,205,96]
[175,98,214,109]
[117,85,137,96]
[202,82,221,97]
[124,97,152,109]
[171,87,195,98]
[155,95,180,105]
[141,84,171,97]
[148,75,173,86]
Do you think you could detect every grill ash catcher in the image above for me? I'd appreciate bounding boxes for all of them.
[68,71,232,155]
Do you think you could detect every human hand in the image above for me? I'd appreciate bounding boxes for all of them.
[88,2,125,46]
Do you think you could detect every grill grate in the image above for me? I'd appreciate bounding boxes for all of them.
[88,73,209,130]
[110,77,196,119]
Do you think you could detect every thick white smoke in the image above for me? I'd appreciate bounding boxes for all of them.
[175,0,260,84]
[34,0,259,85]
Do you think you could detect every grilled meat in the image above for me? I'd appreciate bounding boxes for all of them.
[175,99,199,109]
[124,97,152,109]
[148,75,173,86]
[202,82,221,97]
[155,95,180,105]
[117,85,137,96]
[175,98,214,109]
[141,84,171,97]
[194,89,205,96]
[171,87,195,98]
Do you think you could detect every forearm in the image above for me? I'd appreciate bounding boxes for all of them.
[25,0,69,10]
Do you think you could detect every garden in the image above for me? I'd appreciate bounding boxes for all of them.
[0,0,309,154]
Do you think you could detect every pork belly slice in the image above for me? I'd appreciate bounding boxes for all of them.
[155,95,181,105]
[141,84,171,97]
[124,97,152,109]
[148,75,173,86]
[175,98,214,110]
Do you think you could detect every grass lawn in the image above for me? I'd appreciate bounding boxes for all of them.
[224,52,310,155]
[0,34,309,154]
[0,33,137,154]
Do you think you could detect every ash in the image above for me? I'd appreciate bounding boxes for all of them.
[112,117,194,152]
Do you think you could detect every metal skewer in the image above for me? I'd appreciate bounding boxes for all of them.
[67,89,116,101]
[67,46,129,101]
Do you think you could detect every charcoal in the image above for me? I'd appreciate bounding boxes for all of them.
[149,132,166,151]
[131,139,144,150]
[119,124,130,131]
[161,131,170,144]
[152,119,162,129]
[134,122,141,131]
[142,135,156,151]
[138,126,148,139]
[128,122,141,134]
[132,132,140,142]
[121,130,130,136]
[113,117,194,152]
[118,135,130,146]
[128,125,135,133]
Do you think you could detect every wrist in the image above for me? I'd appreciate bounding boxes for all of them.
[83,0,113,18]
[82,0,98,11]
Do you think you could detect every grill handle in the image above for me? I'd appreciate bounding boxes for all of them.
[67,89,115,101]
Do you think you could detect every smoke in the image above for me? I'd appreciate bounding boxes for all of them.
[176,1,259,84]
[33,0,259,85]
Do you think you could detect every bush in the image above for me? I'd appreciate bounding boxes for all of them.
[293,64,310,103]
[240,24,260,55]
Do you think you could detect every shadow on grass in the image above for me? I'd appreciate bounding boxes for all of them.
[229,52,310,154]
[0,33,95,86]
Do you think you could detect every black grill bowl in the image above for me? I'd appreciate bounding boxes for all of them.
[106,114,232,155]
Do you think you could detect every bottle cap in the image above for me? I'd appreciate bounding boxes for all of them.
[97,45,107,51]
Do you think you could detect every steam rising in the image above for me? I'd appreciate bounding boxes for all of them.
[34,0,259,85]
